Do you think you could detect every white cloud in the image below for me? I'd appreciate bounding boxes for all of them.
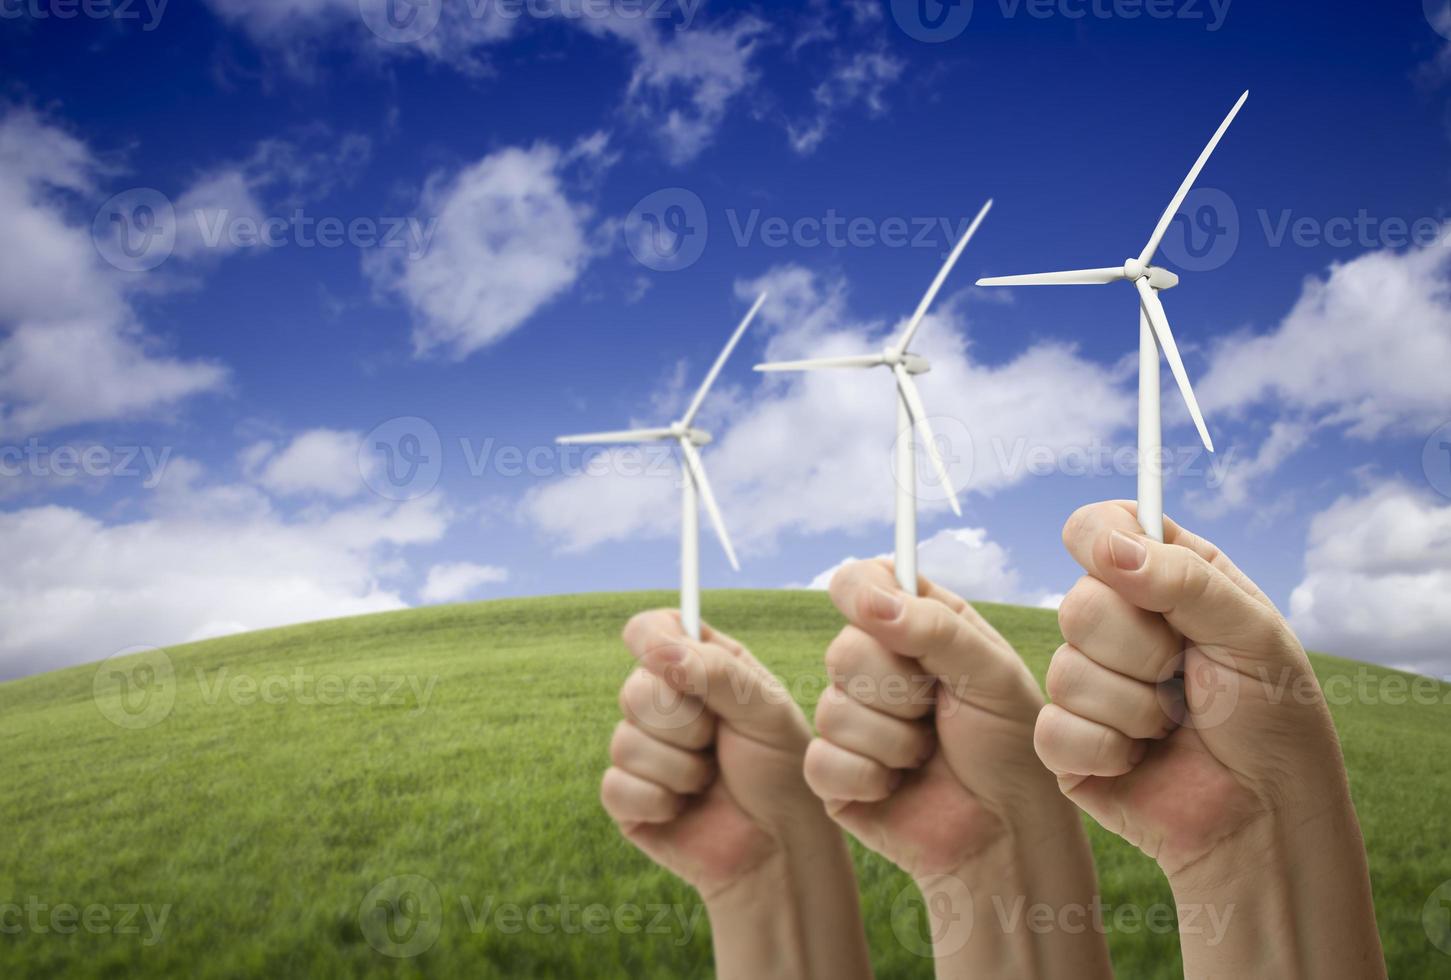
[201,0,519,74]
[420,561,509,604]
[590,13,769,164]
[787,48,904,155]
[366,143,594,360]
[1289,482,1451,678]
[523,265,1134,554]
[802,527,1027,604]
[1184,418,1313,519]
[203,0,760,165]
[0,461,451,680]
[1201,239,1451,438]
[0,108,226,437]
[172,130,372,259]
[244,428,368,499]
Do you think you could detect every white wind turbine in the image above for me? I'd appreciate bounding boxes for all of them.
[755,200,993,595]
[557,294,767,641]
[976,91,1248,542]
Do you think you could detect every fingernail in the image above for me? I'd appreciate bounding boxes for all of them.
[868,586,905,622]
[1109,530,1148,571]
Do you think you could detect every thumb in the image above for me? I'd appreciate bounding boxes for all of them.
[1094,529,1294,662]
[829,560,1040,717]
[624,611,808,749]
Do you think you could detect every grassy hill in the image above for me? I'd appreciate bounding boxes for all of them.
[1,591,1447,978]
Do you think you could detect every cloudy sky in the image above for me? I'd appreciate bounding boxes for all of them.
[3,0,1451,680]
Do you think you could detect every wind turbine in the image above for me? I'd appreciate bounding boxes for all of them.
[976,91,1248,543]
[557,294,767,641]
[755,200,993,595]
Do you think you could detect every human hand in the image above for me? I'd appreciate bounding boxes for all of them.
[601,610,871,980]
[802,560,1111,978]
[1034,501,1384,976]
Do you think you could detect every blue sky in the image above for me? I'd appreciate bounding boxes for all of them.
[4,0,1451,680]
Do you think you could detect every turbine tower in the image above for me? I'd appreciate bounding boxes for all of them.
[977,92,1248,542]
[557,294,767,640]
[755,200,993,594]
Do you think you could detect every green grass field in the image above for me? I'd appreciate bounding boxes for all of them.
[1,591,1448,978]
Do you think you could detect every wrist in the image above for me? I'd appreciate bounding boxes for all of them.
[1166,799,1385,979]
[705,817,871,980]
[915,807,1112,980]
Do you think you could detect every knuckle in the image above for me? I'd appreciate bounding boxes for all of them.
[1174,552,1215,608]
[1032,705,1065,762]
[823,628,863,682]
[921,605,961,652]
[801,739,836,794]
[599,768,624,811]
[813,688,846,738]
[1063,504,1095,550]
[618,670,653,720]
[1057,578,1105,645]
[608,721,634,768]
[1045,646,1084,703]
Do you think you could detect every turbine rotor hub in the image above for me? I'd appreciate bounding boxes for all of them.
[882,350,931,374]
[1124,259,1181,291]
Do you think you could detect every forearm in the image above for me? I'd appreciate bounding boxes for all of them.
[706,825,872,980]
[1167,800,1385,979]
[922,806,1113,980]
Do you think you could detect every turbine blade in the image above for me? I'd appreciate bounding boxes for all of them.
[754,354,886,372]
[557,428,675,445]
[680,292,768,428]
[1135,278,1214,453]
[976,268,1126,287]
[893,365,963,517]
[893,199,993,354]
[679,439,740,571]
[1138,91,1250,267]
